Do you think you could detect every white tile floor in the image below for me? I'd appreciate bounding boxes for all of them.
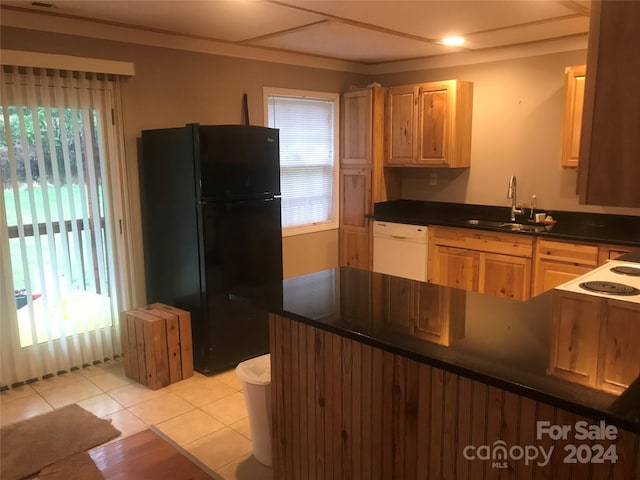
[0,359,272,480]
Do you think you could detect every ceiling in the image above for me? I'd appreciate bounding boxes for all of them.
[1,0,591,67]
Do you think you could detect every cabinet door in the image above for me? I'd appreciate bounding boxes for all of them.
[339,229,370,270]
[560,64,586,168]
[414,283,466,346]
[342,89,372,166]
[340,168,370,229]
[532,239,599,296]
[430,245,479,291]
[416,83,449,166]
[549,291,602,387]
[578,1,640,207]
[597,300,640,394]
[381,276,416,334]
[532,260,593,297]
[339,168,371,268]
[386,85,417,165]
[480,253,532,301]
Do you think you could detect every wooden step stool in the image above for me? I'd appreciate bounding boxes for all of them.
[121,303,194,390]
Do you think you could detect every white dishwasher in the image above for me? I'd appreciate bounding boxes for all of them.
[372,221,428,281]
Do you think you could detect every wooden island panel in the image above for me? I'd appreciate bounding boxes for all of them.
[270,314,640,480]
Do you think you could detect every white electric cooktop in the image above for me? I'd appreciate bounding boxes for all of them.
[554,260,640,303]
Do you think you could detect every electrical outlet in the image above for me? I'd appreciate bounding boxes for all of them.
[429,173,437,186]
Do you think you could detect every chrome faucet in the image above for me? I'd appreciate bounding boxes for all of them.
[507,175,523,222]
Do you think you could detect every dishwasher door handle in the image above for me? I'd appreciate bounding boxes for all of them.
[391,235,409,239]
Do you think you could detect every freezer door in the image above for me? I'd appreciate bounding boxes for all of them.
[198,125,280,201]
[197,198,283,373]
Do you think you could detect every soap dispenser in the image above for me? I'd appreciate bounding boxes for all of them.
[529,194,537,221]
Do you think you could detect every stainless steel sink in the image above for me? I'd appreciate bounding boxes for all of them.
[465,219,548,233]
[465,219,505,228]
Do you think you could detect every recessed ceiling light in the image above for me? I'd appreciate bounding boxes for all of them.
[441,36,465,47]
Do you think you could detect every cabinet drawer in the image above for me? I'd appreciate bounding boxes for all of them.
[431,226,533,258]
[598,244,633,265]
[536,239,598,266]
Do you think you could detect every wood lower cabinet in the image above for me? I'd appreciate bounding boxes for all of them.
[549,291,602,387]
[480,252,531,300]
[379,276,415,334]
[598,243,633,265]
[428,226,533,301]
[550,290,640,394]
[429,245,479,292]
[598,300,640,394]
[532,239,634,296]
[532,239,599,296]
[386,80,473,167]
[378,276,466,346]
[413,281,465,345]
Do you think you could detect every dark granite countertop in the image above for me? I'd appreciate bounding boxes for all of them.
[373,200,640,247]
[231,267,640,433]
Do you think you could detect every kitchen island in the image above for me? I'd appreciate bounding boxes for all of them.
[232,267,639,479]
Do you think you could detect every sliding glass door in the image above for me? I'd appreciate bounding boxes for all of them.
[1,66,123,386]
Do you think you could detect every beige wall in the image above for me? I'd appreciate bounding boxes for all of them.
[1,27,366,297]
[283,230,338,279]
[375,50,640,216]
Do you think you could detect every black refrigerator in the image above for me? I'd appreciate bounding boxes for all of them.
[139,124,283,375]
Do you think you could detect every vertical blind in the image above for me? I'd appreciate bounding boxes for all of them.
[267,94,337,230]
[0,65,124,387]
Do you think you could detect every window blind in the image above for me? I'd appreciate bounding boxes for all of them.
[267,94,337,231]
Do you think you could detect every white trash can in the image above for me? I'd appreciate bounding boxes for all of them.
[236,353,272,467]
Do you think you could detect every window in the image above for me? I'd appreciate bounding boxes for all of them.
[264,88,339,236]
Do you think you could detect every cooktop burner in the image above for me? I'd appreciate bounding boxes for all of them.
[579,281,640,296]
[610,265,640,277]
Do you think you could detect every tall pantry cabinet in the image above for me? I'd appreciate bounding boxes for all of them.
[339,86,400,269]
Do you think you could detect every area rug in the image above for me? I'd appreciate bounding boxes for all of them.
[0,404,121,480]
[34,452,104,480]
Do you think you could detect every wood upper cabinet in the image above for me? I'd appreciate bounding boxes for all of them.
[339,87,400,269]
[578,1,640,207]
[560,64,586,168]
[386,80,473,167]
[386,84,416,165]
[550,291,640,394]
[428,226,533,301]
[532,238,598,296]
[342,89,372,166]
